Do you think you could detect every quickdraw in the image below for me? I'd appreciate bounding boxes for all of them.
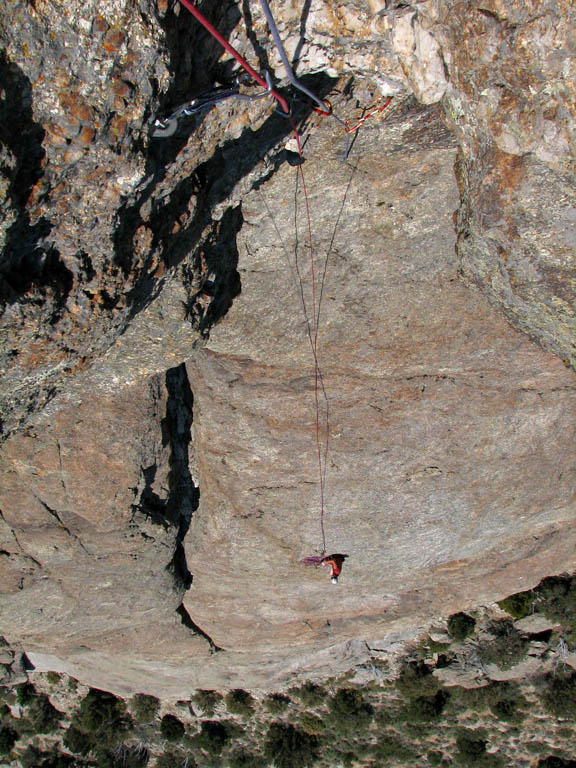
[151,74,274,138]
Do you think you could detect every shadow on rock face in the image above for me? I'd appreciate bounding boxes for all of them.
[0,51,72,313]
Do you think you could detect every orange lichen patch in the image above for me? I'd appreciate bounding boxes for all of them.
[59,92,94,123]
[26,180,46,208]
[109,114,128,139]
[157,0,168,13]
[133,224,154,256]
[151,260,165,278]
[477,146,525,236]
[111,78,132,98]
[76,125,95,146]
[92,15,108,34]
[19,341,69,369]
[44,121,70,146]
[102,29,125,53]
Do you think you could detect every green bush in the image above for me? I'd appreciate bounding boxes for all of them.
[64,725,91,754]
[161,714,185,742]
[447,612,477,641]
[74,688,133,749]
[16,682,36,705]
[46,671,62,685]
[263,693,291,713]
[191,690,222,716]
[477,619,529,669]
[537,576,576,636]
[539,670,576,718]
[427,750,444,766]
[225,689,255,717]
[372,735,415,762]
[228,748,266,768]
[0,724,17,754]
[109,744,150,767]
[448,681,526,723]
[395,660,439,697]
[537,757,576,768]
[404,690,449,722]
[490,689,526,723]
[455,729,487,762]
[28,692,61,732]
[264,722,319,768]
[156,749,196,768]
[194,720,229,755]
[289,681,327,708]
[299,711,325,735]
[20,745,76,768]
[131,693,160,724]
[327,688,373,733]
[498,590,535,619]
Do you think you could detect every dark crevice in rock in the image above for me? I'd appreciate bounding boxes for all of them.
[0,52,73,310]
[182,204,243,337]
[0,509,42,569]
[163,363,198,591]
[176,603,223,653]
[114,69,335,331]
[131,463,169,529]
[37,498,90,554]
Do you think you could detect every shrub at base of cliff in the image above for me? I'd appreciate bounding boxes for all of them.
[477,619,529,670]
[71,688,133,751]
[228,747,267,768]
[455,729,487,763]
[108,743,150,767]
[193,720,230,755]
[161,714,185,742]
[64,724,92,755]
[371,734,416,763]
[263,693,291,714]
[498,589,535,619]
[299,711,326,736]
[264,722,319,768]
[15,683,61,733]
[395,660,439,698]
[156,748,196,768]
[130,693,160,724]
[537,575,576,640]
[0,724,17,755]
[447,612,477,641]
[288,681,327,708]
[404,690,450,723]
[20,745,76,768]
[537,757,576,768]
[326,688,373,734]
[191,690,223,717]
[449,681,527,723]
[225,689,255,717]
[539,670,576,718]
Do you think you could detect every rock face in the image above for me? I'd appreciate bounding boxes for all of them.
[0,0,575,697]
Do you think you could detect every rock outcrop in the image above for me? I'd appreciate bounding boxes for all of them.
[0,0,574,697]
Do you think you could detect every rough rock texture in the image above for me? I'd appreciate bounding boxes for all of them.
[0,0,575,697]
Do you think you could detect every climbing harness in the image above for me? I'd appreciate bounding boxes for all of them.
[151,75,274,138]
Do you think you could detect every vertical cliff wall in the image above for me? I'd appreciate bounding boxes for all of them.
[0,0,575,696]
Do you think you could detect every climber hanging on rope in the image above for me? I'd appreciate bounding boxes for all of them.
[300,553,349,584]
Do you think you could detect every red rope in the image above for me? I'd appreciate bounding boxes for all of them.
[177,1,287,110]
[297,163,327,555]
[177,0,326,553]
